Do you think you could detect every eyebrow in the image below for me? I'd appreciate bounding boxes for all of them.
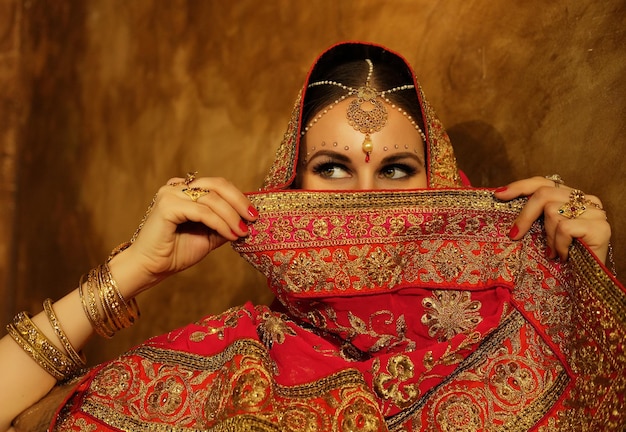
[305,150,352,166]
[305,149,425,167]
[380,152,425,167]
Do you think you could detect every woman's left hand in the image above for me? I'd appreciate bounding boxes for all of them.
[494,176,611,264]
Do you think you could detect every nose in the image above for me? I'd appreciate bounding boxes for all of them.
[356,176,377,190]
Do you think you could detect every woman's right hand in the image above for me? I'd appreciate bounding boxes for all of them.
[111,175,259,297]
[0,175,258,429]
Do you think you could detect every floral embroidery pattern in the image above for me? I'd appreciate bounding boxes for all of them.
[421,290,483,341]
[51,191,626,431]
[372,354,419,409]
[256,311,297,349]
[435,393,484,431]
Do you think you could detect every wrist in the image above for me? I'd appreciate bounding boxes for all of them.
[107,245,161,299]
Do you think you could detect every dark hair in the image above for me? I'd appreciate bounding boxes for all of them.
[301,60,424,133]
[293,45,425,187]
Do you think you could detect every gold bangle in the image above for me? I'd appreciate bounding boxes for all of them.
[78,273,98,333]
[99,264,140,328]
[6,312,80,380]
[93,266,118,335]
[43,298,86,367]
[6,323,64,380]
[89,267,116,338]
[78,264,140,338]
[79,271,114,338]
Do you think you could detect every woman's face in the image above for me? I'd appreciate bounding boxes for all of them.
[299,99,427,190]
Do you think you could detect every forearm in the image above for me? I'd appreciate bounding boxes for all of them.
[0,288,90,431]
[0,248,153,431]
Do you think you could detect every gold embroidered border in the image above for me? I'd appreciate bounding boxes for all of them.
[244,189,524,216]
[81,399,282,432]
[570,243,626,331]
[131,339,273,374]
[81,340,373,432]
[386,311,569,430]
[497,370,569,431]
[562,243,626,430]
[133,341,368,400]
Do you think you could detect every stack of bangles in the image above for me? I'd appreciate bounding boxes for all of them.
[5,263,139,381]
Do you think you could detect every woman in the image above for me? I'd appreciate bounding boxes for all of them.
[2,42,624,431]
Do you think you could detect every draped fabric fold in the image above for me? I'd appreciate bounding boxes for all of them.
[48,190,626,431]
[21,42,624,431]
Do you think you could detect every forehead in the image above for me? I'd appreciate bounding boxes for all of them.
[303,98,425,155]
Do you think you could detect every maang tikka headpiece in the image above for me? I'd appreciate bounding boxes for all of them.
[302,59,427,163]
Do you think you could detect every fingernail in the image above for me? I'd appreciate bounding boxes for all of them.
[239,220,249,233]
[248,206,259,218]
[230,229,240,238]
[508,224,519,239]
[545,245,552,258]
[495,186,508,193]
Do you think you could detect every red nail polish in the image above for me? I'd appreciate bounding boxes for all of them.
[508,224,519,239]
[248,206,259,218]
[495,186,508,193]
[239,220,249,233]
[545,246,552,257]
[230,229,239,238]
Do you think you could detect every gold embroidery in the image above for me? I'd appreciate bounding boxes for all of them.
[364,247,403,287]
[235,191,522,298]
[203,371,227,422]
[67,338,380,432]
[285,250,328,293]
[52,187,625,430]
[146,375,185,416]
[490,360,541,407]
[256,311,297,349]
[190,306,247,342]
[557,244,626,431]
[341,310,415,353]
[278,402,329,432]
[337,393,384,432]
[421,290,482,342]
[55,416,99,432]
[436,393,484,432]
[372,355,419,408]
[91,362,132,398]
[415,313,568,431]
[230,360,272,412]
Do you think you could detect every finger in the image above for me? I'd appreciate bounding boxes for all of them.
[508,185,572,240]
[186,177,259,221]
[166,176,185,186]
[493,176,556,201]
[174,182,254,238]
[542,201,563,259]
[148,186,237,242]
[166,193,242,241]
[554,211,611,262]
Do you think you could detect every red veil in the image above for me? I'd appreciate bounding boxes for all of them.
[37,42,626,432]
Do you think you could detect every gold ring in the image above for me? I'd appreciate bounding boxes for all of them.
[545,174,564,188]
[183,187,210,202]
[558,189,601,219]
[184,171,198,186]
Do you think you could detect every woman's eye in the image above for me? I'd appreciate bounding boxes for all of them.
[313,162,350,179]
[379,164,417,179]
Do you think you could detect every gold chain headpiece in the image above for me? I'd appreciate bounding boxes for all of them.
[302,59,426,162]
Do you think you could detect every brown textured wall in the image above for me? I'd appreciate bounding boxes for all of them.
[0,0,23,331]
[4,0,625,364]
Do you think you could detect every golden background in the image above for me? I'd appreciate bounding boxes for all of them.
[1,0,624,364]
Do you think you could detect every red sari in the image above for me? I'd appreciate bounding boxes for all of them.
[41,42,626,431]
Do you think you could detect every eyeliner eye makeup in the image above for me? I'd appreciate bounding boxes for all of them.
[311,158,351,179]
